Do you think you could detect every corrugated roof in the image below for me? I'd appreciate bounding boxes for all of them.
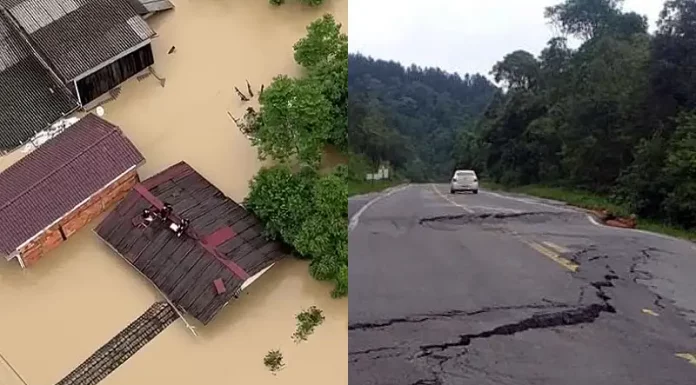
[95,162,286,325]
[0,114,145,254]
[0,11,78,152]
[1,0,155,82]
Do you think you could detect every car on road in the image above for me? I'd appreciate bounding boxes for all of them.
[450,169,479,194]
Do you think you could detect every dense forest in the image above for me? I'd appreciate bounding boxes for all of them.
[348,54,498,180]
[349,0,696,231]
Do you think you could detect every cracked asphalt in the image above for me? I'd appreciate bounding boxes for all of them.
[349,184,696,385]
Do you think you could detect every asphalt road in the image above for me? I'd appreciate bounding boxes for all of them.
[349,184,696,385]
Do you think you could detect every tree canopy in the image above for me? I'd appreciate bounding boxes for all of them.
[467,0,696,230]
[244,14,348,297]
[253,14,347,166]
[348,54,498,181]
[348,0,696,231]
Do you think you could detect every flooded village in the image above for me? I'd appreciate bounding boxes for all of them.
[0,0,348,384]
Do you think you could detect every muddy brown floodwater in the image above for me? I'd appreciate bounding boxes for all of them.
[0,0,347,384]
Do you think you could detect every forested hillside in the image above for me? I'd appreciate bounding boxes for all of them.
[348,54,498,181]
[349,0,696,232]
[463,0,696,230]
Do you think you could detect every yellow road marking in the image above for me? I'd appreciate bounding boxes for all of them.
[524,240,579,272]
[676,353,696,366]
[542,241,571,254]
[641,308,659,317]
[430,184,474,213]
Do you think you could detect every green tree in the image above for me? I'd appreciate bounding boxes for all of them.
[245,166,347,296]
[661,112,696,227]
[253,76,333,166]
[294,14,348,150]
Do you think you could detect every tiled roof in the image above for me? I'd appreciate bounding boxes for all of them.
[0,11,78,152]
[95,162,287,325]
[1,0,155,82]
[0,114,145,255]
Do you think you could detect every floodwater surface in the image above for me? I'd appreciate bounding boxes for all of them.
[0,0,347,384]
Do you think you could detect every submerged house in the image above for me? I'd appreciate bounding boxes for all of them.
[0,114,145,267]
[95,162,286,325]
[0,11,78,152]
[0,0,173,153]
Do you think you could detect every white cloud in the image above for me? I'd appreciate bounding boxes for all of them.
[349,0,665,77]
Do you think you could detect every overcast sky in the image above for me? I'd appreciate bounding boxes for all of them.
[349,0,665,78]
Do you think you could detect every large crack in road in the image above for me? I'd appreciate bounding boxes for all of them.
[351,203,696,384]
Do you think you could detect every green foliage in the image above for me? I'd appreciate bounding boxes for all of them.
[251,15,347,164]
[244,165,315,243]
[254,76,333,166]
[473,0,696,231]
[294,14,348,150]
[292,306,326,342]
[263,350,284,372]
[268,0,285,5]
[245,15,348,297]
[245,166,348,296]
[661,112,696,228]
[350,0,696,232]
[348,54,498,181]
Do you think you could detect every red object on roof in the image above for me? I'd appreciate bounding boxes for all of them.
[202,226,237,248]
[213,278,226,294]
[0,114,144,255]
[94,161,286,325]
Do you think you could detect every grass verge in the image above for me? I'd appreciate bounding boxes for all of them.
[482,182,695,241]
[348,179,402,197]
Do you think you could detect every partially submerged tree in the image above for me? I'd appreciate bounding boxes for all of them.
[253,76,333,166]
[294,14,348,150]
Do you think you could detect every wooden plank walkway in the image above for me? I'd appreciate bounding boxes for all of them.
[55,302,178,385]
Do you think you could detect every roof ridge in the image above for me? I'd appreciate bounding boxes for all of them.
[0,117,119,213]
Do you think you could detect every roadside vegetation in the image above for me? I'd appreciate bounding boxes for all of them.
[346,153,403,196]
[244,14,348,297]
[349,0,696,239]
[483,182,695,240]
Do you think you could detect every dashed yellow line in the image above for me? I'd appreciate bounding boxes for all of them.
[641,308,659,317]
[542,241,571,254]
[524,240,579,272]
[430,184,474,213]
[676,353,696,366]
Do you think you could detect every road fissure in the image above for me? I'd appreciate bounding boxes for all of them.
[348,302,574,331]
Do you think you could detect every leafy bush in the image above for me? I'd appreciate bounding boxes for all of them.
[253,76,333,166]
[292,306,325,342]
[263,350,284,372]
[293,14,348,150]
[245,15,348,297]
[268,0,285,5]
[246,166,348,296]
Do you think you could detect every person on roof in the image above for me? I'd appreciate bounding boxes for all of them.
[158,203,173,219]
[176,218,191,238]
[142,209,155,225]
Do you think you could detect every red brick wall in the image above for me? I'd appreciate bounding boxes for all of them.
[19,170,140,267]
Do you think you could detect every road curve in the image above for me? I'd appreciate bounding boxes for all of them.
[349,184,696,385]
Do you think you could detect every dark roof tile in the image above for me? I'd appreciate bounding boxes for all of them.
[0,114,145,254]
[0,11,78,152]
[95,162,286,325]
[2,0,155,81]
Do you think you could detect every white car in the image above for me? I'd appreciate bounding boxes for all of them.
[450,170,479,194]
